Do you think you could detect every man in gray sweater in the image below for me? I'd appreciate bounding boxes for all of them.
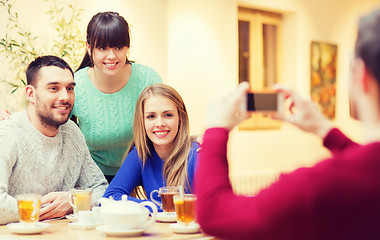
[0,55,108,224]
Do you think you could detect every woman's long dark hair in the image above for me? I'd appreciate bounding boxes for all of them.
[76,11,130,72]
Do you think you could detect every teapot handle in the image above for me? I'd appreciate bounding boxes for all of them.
[139,201,158,230]
[149,190,162,208]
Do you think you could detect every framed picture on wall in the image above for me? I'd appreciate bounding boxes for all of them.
[310,41,338,119]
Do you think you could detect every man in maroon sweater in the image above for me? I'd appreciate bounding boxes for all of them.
[196,8,380,240]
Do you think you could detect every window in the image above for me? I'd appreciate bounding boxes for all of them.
[238,8,283,130]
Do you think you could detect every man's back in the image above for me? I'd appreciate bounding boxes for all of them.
[197,128,380,240]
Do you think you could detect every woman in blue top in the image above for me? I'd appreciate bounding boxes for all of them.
[103,84,199,208]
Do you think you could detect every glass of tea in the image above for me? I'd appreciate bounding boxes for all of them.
[173,194,197,226]
[69,188,93,216]
[150,186,179,214]
[16,194,42,225]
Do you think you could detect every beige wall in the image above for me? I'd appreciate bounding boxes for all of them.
[1,0,380,177]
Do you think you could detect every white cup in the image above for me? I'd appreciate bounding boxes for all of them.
[78,210,94,225]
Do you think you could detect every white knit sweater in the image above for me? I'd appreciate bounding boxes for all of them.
[0,110,108,225]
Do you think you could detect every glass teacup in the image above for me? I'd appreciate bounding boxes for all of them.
[16,194,42,225]
[173,194,197,226]
[150,186,179,214]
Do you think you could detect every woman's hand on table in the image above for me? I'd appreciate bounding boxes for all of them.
[39,192,72,220]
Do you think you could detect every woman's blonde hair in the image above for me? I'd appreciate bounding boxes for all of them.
[127,84,192,192]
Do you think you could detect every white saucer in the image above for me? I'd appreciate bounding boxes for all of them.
[96,225,145,237]
[68,222,101,230]
[156,212,177,222]
[169,223,200,234]
[66,214,78,222]
[6,222,51,235]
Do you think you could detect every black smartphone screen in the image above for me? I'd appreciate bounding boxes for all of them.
[247,93,278,111]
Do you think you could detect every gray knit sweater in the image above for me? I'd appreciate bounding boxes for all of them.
[0,110,108,225]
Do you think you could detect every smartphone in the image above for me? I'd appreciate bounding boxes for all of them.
[247,92,284,113]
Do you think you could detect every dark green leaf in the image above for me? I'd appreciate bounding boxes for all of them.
[11,87,18,94]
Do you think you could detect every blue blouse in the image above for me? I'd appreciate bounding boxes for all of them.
[103,142,200,211]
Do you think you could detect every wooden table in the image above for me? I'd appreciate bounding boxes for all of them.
[0,219,215,239]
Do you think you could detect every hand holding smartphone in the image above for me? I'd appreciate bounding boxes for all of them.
[246,91,284,114]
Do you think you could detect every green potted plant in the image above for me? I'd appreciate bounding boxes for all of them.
[0,0,85,97]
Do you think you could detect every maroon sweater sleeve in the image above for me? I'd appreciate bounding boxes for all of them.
[196,128,315,239]
[195,128,334,239]
[196,128,256,239]
[323,128,360,155]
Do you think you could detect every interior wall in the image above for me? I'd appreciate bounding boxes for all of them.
[167,0,238,136]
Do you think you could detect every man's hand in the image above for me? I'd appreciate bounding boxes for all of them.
[206,82,250,131]
[272,85,333,139]
[39,192,72,220]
